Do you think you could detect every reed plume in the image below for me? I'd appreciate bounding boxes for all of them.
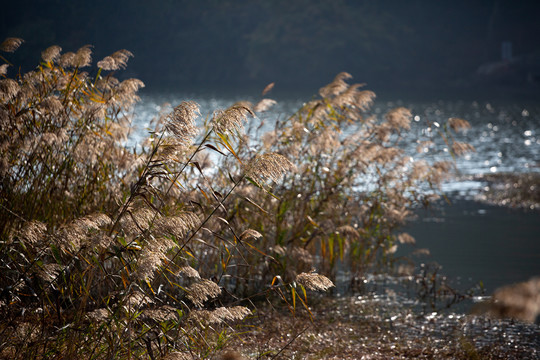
[0,37,23,52]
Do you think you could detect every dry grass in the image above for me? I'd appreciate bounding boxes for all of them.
[0,39,478,358]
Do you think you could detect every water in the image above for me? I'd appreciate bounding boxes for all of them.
[132,94,540,295]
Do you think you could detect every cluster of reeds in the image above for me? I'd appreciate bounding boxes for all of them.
[0,39,473,359]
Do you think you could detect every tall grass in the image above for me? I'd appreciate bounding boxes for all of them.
[0,39,473,359]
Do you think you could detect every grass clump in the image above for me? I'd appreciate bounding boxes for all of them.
[0,40,474,359]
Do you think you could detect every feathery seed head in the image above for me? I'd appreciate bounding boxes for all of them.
[74,45,92,67]
[41,45,62,63]
[452,141,476,156]
[262,82,275,96]
[0,64,8,76]
[189,306,250,324]
[186,279,221,307]
[164,101,200,146]
[177,265,201,279]
[212,104,254,134]
[336,225,361,240]
[0,37,24,53]
[254,98,277,113]
[296,272,334,291]
[385,107,412,130]
[97,49,133,70]
[85,308,110,323]
[319,72,352,98]
[397,232,416,244]
[239,229,262,241]
[0,79,20,102]
[245,152,295,184]
[19,221,47,245]
[58,52,76,67]
[448,117,471,132]
[154,212,200,239]
[162,352,194,360]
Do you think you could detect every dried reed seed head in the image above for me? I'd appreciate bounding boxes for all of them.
[154,212,200,239]
[119,207,157,235]
[296,272,334,291]
[136,248,164,281]
[212,104,254,134]
[385,244,398,255]
[189,306,251,324]
[164,101,200,146]
[245,152,295,183]
[186,279,221,307]
[413,248,430,256]
[37,263,62,282]
[332,83,364,108]
[254,98,277,113]
[488,277,540,323]
[162,352,194,360]
[0,79,20,101]
[397,232,416,245]
[309,128,340,155]
[452,141,476,156]
[239,229,262,241]
[319,72,353,98]
[119,78,145,94]
[336,225,361,239]
[85,308,110,323]
[448,117,471,132]
[385,107,412,130]
[74,45,92,67]
[19,220,47,245]
[0,37,24,52]
[41,45,62,63]
[355,90,376,111]
[0,64,8,76]
[262,82,275,96]
[177,265,201,279]
[57,52,75,67]
[97,49,133,70]
[140,306,179,322]
[39,96,64,116]
[124,290,153,310]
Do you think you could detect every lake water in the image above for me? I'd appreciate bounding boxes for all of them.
[133,94,540,295]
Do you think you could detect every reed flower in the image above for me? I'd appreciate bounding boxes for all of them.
[397,232,416,245]
[448,117,471,132]
[0,64,8,76]
[245,152,295,183]
[451,141,476,156]
[319,72,352,97]
[0,37,24,52]
[0,79,20,102]
[162,353,194,360]
[97,49,133,70]
[41,45,62,63]
[296,272,334,291]
[239,229,262,241]
[254,98,277,113]
[177,265,201,279]
[212,104,254,134]
[186,279,221,307]
[164,101,200,148]
[385,107,412,131]
[189,306,251,324]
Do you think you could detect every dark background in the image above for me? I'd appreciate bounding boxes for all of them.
[2,0,539,100]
